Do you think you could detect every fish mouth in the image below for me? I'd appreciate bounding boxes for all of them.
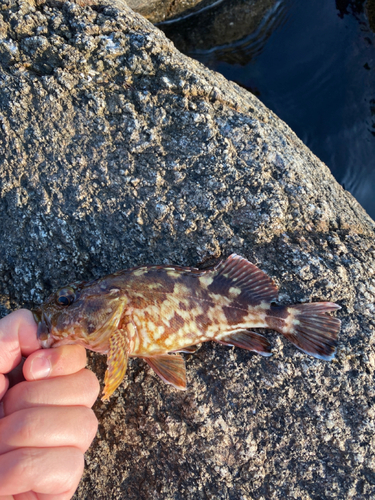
[32,309,54,349]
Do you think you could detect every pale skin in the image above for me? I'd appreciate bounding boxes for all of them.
[0,310,100,500]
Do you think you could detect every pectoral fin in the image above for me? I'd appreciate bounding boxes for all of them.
[144,354,187,390]
[102,330,129,401]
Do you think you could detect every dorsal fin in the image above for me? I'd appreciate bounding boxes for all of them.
[207,254,278,305]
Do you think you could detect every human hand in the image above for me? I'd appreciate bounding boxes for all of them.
[0,309,100,500]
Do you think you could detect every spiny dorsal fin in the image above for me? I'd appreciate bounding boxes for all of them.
[207,254,278,305]
[144,354,187,390]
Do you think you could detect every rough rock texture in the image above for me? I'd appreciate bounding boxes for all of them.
[1,0,375,499]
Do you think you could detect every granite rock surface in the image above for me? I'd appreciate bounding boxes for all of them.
[0,1,375,499]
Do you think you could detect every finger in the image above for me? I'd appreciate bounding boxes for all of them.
[14,485,81,500]
[0,447,84,496]
[3,369,100,415]
[0,374,10,420]
[0,374,9,400]
[23,345,87,381]
[8,358,26,388]
[0,406,98,455]
[0,310,39,374]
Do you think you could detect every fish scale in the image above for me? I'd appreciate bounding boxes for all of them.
[32,254,341,401]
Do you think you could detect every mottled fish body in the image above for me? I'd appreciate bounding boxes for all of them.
[32,254,341,400]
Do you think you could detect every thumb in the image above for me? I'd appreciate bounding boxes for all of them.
[0,309,39,375]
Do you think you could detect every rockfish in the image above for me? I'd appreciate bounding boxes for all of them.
[32,254,341,400]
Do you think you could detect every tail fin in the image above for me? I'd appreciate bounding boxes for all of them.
[280,302,341,360]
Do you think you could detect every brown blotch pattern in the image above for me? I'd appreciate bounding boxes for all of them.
[207,274,232,296]
[194,287,216,314]
[169,312,185,332]
[130,293,151,310]
[222,304,249,326]
[236,290,263,307]
[195,313,211,330]
[269,305,289,319]
[266,305,289,331]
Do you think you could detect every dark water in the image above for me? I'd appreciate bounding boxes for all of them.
[160,0,375,219]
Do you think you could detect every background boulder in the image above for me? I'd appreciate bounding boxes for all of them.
[159,0,277,59]
[0,1,374,498]
[125,0,206,24]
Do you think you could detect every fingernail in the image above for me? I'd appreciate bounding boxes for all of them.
[30,355,52,380]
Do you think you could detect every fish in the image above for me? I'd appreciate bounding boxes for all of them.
[32,254,341,401]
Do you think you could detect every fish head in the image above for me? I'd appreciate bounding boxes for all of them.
[32,279,127,353]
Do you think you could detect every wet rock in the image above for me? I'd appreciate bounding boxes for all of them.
[159,0,278,63]
[71,0,209,23]
[367,0,375,33]
[126,0,206,24]
[0,0,375,499]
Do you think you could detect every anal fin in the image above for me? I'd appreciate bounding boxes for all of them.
[172,345,199,354]
[217,330,272,357]
[102,330,129,402]
[144,354,187,390]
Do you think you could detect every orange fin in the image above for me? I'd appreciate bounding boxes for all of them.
[282,302,341,360]
[102,330,129,401]
[217,330,272,356]
[145,354,187,390]
[209,254,278,305]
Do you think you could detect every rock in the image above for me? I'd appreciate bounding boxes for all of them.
[1,0,375,498]
[367,0,375,33]
[159,0,277,62]
[69,0,209,23]
[125,0,206,24]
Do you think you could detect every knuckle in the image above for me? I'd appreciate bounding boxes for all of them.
[84,408,98,438]
[5,448,50,490]
[75,407,98,450]
[65,446,85,473]
[14,411,35,444]
[3,381,30,415]
[81,368,100,401]
[24,447,84,492]
[13,447,41,480]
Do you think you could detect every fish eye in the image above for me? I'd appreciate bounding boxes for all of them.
[56,287,76,306]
